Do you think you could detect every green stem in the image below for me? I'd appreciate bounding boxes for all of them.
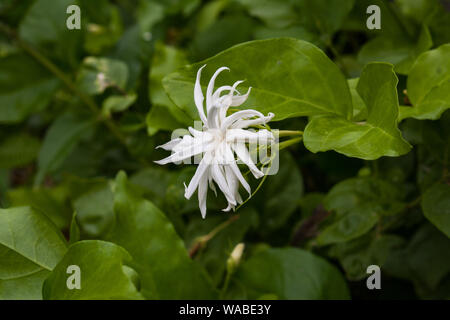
[188,215,239,257]
[220,270,232,299]
[277,130,303,137]
[0,22,128,147]
[236,163,271,211]
[278,137,303,150]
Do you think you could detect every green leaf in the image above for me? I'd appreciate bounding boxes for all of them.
[43,240,143,299]
[137,0,165,33]
[130,167,175,209]
[292,0,355,37]
[191,14,255,61]
[348,78,367,121]
[304,62,411,160]
[317,177,404,245]
[7,186,72,230]
[72,180,114,238]
[146,105,185,136]
[0,54,59,124]
[19,0,83,66]
[422,183,450,238]
[329,233,406,280]
[102,93,137,117]
[384,224,450,297]
[358,25,432,75]
[148,42,191,127]
[229,247,350,299]
[77,57,128,95]
[0,133,41,168]
[107,171,216,299]
[0,207,67,299]
[236,0,297,29]
[35,113,94,185]
[400,44,450,120]
[163,38,352,122]
[69,212,81,245]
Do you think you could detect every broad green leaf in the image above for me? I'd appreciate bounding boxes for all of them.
[35,113,94,185]
[102,93,137,117]
[317,177,404,246]
[195,0,230,32]
[43,240,143,299]
[107,171,216,299]
[229,247,350,299]
[73,180,114,238]
[0,207,67,299]
[19,0,82,66]
[384,224,450,297]
[137,0,165,33]
[7,186,72,230]
[130,167,176,209]
[358,25,432,75]
[348,78,367,121]
[0,133,41,168]
[77,57,128,95]
[146,105,185,136]
[397,0,438,23]
[329,233,406,280]
[292,0,355,38]
[400,44,450,120]
[69,212,81,245]
[191,14,255,61]
[236,0,297,29]
[422,183,450,237]
[148,42,191,127]
[304,63,411,160]
[163,38,352,122]
[397,0,450,45]
[0,54,59,123]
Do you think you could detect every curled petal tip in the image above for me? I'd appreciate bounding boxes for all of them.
[154,159,166,165]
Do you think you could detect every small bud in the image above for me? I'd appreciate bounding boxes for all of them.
[227,243,245,273]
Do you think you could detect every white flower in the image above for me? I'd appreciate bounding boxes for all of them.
[155,65,275,218]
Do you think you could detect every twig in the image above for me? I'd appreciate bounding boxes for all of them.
[291,204,331,247]
[189,214,240,258]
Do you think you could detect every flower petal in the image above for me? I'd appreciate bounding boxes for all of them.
[226,128,274,144]
[211,163,236,206]
[225,145,251,196]
[155,138,182,151]
[231,112,274,129]
[184,155,210,199]
[220,109,265,130]
[231,87,251,106]
[206,67,229,113]
[194,65,208,125]
[232,142,264,179]
[155,137,211,165]
[197,171,209,218]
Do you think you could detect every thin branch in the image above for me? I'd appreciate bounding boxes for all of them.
[189,214,240,258]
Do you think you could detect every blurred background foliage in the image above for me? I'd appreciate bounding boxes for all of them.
[0,0,449,300]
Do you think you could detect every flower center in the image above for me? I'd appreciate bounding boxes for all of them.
[208,128,226,145]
